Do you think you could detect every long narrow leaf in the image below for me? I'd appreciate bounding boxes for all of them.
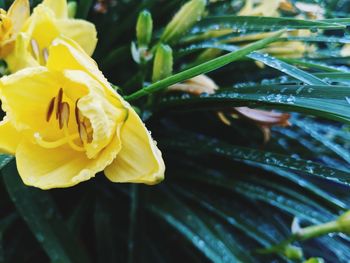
[125,31,284,100]
[2,162,90,263]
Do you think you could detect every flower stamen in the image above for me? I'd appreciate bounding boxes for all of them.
[41,90,87,151]
[59,102,70,129]
[78,121,88,145]
[30,39,40,60]
[46,97,55,122]
[84,118,93,143]
[56,88,63,120]
[75,99,93,144]
[42,48,49,63]
[75,99,82,125]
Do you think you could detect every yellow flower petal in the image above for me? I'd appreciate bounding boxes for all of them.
[5,33,39,72]
[7,0,30,34]
[63,69,128,158]
[0,118,21,154]
[105,109,165,185]
[55,19,97,56]
[16,128,122,189]
[238,0,253,15]
[48,37,105,82]
[41,0,68,19]
[238,0,281,16]
[5,3,97,72]
[24,5,60,52]
[341,44,350,57]
[0,66,64,139]
[48,37,165,185]
[47,37,119,99]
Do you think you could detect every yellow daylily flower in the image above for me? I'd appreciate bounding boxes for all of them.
[5,0,97,72]
[0,0,30,58]
[195,0,317,64]
[235,0,315,58]
[238,0,282,17]
[0,36,165,189]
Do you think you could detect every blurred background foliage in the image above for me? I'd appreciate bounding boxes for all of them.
[3,0,350,262]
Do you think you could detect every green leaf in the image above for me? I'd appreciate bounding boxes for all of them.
[162,132,350,185]
[280,58,348,73]
[182,170,332,224]
[125,31,284,100]
[0,154,13,170]
[159,86,350,124]
[149,188,246,263]
[293,118,350,165]
[94,198,118,263]
[194,16,346,32]
[76,0,93,19]
[127,185,139,263]
[2,161,90,263]
[252,164,348,211]
[181,43,327,85]
[172,185,278,247]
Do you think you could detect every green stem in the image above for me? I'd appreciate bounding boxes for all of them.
[296,221,339,241]
[258,220,340,256]
[125,31,284,101]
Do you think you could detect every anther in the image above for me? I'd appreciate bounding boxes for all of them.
[46,97,55,122]
[30,39,40,59]
[78,122,88,144]
[56,88,63,120]
[75,99,82,125]
[59,102,70,129]
[83,118,93,143]
[42,48,49,63]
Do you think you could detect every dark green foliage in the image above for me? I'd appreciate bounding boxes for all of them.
[2,0,350,262]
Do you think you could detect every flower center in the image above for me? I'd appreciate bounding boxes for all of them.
[30,38,49,65]
[34,88,93,152]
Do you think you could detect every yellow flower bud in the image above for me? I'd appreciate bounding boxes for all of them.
[161,0,206,44]
[136,10,153,47]
[152,44,173,82]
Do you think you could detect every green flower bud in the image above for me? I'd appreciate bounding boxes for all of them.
[303,258,325,263]
[152,44,173,82]
[67,1,78,18]
[284,245,303,260]
[136,10,153,47]
[337,210,350,234]
[161,0,206,44]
